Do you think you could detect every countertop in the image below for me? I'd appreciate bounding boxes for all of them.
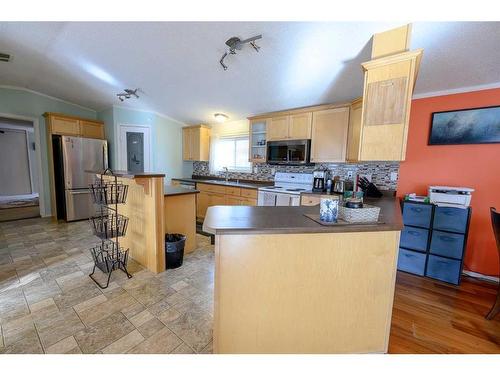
[172,176,272,190]
[203,197,403,235]
[164,185,199,197]
[86,170,165,179]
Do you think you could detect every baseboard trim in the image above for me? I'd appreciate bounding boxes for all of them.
[463,270,499,283]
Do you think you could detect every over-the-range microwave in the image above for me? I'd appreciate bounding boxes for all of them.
[266,139,311,165]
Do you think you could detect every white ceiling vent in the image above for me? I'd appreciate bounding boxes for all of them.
[0,53,11,62]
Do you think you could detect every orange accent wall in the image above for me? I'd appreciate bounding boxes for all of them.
[398,88,500,277]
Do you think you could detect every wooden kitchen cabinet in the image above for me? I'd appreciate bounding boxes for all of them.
[267,116,289,141]
[50,115,81,136]
[80,120,105,139]
[249,119,268,163]
[346,98,363,162]
[196,191,210,218]
[310,107,350,163]
[46,113,105,139]
[182,125,210,161]
[267,113,312,141]
[196,182,258,219]
[347,49,422,162]
[288,112,312,139]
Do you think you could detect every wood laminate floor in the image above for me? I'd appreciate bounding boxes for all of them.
[0,217,498,354]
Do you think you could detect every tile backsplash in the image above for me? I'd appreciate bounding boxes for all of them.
[192,161,400,191]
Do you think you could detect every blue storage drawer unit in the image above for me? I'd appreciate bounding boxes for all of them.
[433,206,469,233]
[400,226,429,252]
[426,254,462,284]
[402,202,433,228]
[429,230,465,259]
[398,248,426,276]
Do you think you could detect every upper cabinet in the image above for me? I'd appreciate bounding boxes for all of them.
[267,112,312,141]
[347,24,423,162]
[289,112,312,139]
[310,107,350,163]
[45,113,105,139]
[182,125,210,161]
[249,118,268,163]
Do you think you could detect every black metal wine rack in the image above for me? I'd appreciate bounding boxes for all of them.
[88,169,132,289]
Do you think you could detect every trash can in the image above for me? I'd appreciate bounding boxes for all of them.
[165,233,186,269]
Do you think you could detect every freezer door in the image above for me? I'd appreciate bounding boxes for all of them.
[65,189,98,221]
[62,136,108,189]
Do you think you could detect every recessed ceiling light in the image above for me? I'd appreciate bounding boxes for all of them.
[214,113,229,123]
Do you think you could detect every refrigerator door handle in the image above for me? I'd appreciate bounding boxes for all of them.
[68,190,91,195]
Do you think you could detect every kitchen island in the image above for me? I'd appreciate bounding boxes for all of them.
[203,198,403,353]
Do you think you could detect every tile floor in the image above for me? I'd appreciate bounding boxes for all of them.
[0,217,214,354]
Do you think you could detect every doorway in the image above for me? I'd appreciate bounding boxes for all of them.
[118,125,151,173]
[0,116,41,221]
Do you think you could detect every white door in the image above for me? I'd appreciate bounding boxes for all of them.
[0,128,31,195]
[119,125,151,172]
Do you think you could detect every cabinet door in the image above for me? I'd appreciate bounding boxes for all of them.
[51,116,80,136]
[80,121,104,139]
[226,196,242,206]
[198,127,210,162]
[182,128,192,161]
[190,128,201,161]
[310,107,349,163]
[267,116,289,141]
[360,58,414,161]
[288,112,312,139]
[346,100,362,162]
[196,191,209,218]
[240,197,257,206]
[209,192,226,206]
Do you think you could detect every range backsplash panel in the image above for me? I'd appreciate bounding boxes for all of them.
[192,161,400,191]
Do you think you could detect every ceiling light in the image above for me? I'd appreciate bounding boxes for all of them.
[214,113,229,123]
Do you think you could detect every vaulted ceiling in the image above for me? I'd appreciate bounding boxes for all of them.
[1,22,499,124]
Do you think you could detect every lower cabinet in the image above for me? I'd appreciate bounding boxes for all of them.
[196,183,257,219]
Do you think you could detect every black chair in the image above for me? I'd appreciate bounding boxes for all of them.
[486,207,500,320]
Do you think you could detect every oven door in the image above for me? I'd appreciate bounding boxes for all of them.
[267,140,310,165]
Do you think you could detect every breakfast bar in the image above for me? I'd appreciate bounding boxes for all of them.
[203,198,403,353]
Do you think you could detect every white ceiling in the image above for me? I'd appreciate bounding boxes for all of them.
[1,22,499,124]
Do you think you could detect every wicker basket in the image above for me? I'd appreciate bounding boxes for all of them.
[339,204,380,223]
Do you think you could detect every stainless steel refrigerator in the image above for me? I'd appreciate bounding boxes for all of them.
[52,135,108,221]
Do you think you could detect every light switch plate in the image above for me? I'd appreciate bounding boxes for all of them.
[390,172,398,181]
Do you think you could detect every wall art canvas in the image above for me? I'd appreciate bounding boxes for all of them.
[429,105,500,145]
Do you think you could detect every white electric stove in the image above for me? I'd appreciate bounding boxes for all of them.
[258,172,313,206]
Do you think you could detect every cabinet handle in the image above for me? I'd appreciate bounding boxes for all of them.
[410,207,422,213]
[437,260,449,265]
[439,235,455,242]
[408,230,421,236]
[404,253,415,258]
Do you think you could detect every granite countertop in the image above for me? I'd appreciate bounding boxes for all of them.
[172,176,272,190]
[164,185,199,197]
[203,197,403,235]
[86,170,165,179]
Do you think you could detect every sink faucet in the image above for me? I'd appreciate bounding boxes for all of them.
[223,167,229,182]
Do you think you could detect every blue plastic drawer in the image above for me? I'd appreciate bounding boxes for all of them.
[429,230,465,259]
[433,206,469,234]
[402,202,433,228]
[400,226,429,252]
[426,255,462,285]
[397,248,427,276]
